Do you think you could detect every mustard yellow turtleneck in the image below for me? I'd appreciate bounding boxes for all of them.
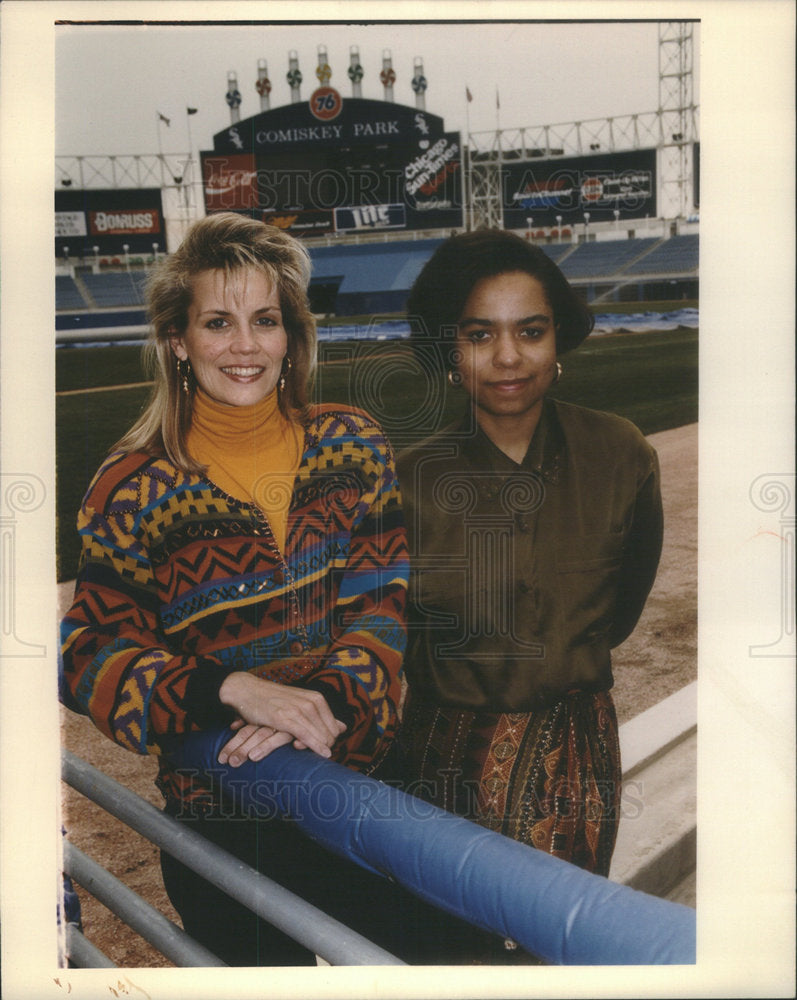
[186,388,302,553]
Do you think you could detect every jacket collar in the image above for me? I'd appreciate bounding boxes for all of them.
[456,397,565,483]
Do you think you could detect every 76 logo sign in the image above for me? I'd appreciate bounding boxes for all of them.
[310,87,343,121]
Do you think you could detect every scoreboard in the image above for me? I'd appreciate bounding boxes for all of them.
[201,93,463,237]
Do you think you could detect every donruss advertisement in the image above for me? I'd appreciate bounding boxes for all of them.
[55,188,164,256]
[88,210,159,237]
[503,148,657,227]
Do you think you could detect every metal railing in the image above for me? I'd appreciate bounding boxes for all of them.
[62,750,404,967]
[61,682,697,968]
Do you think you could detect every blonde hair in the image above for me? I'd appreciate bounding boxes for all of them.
[115,213,317,473]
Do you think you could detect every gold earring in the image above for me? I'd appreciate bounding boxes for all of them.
[177,358,190,394]
[279,356,292,393]
[553,361,563,384]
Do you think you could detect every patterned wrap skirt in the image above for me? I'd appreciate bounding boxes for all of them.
[399,690,622,878]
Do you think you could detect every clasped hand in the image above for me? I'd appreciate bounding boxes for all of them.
[217,672,347,767]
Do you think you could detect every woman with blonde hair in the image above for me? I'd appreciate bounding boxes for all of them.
[60,212,422,964]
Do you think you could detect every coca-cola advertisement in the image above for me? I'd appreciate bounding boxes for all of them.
[201,153,259,212]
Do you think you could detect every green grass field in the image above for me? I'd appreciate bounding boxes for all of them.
[56,327,697,580]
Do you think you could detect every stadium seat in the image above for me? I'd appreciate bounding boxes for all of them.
[56,275,90,311]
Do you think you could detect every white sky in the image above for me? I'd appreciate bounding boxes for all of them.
[55,20,685,158]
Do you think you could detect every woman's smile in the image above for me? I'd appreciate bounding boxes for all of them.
[171,266,288,407]
[455,270,557,427]
[488,376,533,391]
[220,364,266,379]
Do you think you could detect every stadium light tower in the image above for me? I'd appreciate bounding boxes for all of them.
[287,51,303,104]
[412,57,427,111]
[226,72,242,124]
[349,46,364,98]
[381,50,395,102]
[256,60,272,112]
[658,22,697,220]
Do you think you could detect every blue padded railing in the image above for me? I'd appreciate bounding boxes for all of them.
[163,730,697,966]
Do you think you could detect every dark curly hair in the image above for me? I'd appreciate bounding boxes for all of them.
[406,229,593,376]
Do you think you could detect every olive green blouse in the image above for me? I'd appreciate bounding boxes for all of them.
[396,398,663,712]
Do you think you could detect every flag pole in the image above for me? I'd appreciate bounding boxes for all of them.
[464,86,473,231]
[185,107,197,221]
[495,88,505,230]
[186,108,195,167]
[156,111,171,188]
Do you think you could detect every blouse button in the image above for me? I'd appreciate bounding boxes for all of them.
[518,580,531,594]
[289,640,304,655]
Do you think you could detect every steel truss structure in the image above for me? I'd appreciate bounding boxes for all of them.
[657,21,698,219]
[468,22,698,229]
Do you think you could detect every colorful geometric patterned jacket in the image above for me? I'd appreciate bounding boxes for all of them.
[60,404,409,811]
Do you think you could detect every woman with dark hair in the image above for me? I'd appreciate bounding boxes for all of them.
[397,230,663,957]
[60,212,423,965]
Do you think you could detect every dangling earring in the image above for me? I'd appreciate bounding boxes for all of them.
[177,358,190,395]
[279,355,292,393]
[553,361,563,384]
